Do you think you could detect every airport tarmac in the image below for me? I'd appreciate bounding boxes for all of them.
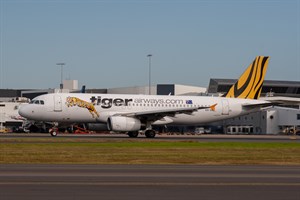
[0,164,299,200]
[1,132,300,143]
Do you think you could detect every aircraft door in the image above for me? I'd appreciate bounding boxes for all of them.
[54,96,62,112]
[221,100,229,115]
[0,105,4,127]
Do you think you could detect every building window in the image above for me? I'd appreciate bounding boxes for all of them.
[297,114,300,120]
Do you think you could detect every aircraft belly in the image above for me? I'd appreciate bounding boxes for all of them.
[40,107,96,123]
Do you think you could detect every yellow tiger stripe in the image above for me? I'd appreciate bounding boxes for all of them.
[224,56,269,99]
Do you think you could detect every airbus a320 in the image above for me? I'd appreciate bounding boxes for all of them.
[19,56,271,138]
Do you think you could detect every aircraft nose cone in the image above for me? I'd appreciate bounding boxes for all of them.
[18,104,31,119]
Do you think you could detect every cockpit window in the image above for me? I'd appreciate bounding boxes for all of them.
[30,100,45,105]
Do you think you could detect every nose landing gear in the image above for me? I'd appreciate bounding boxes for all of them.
[49,127,58,137]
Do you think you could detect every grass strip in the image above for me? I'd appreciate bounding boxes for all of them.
[1,138,300,165]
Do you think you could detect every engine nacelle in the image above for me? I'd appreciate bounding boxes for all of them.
[107,116,141,132]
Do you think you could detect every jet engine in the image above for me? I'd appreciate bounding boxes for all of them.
[107,116,141,132]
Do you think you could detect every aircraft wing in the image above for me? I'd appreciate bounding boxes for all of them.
[114,104,217,121]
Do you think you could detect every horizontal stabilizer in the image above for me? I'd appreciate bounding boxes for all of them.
[242,102,280,110]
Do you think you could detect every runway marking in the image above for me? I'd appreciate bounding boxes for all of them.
[0,182,300,186]
[289,136,297,140]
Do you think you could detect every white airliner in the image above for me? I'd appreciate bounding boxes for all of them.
[19,56,271,138]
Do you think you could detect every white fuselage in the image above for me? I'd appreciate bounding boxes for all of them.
[18,93,267,126]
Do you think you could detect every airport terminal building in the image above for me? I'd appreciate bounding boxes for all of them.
[0,79,300,134]
[208,79,300,98]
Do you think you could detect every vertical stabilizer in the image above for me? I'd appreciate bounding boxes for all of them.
[223,56,269,99]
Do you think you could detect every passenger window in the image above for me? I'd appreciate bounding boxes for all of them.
[40,100,45,105]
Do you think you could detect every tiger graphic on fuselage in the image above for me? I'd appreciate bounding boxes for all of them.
[66,97,99,118]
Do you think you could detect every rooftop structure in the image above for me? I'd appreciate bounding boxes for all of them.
[208,79,300,98]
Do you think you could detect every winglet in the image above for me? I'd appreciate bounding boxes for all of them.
[223,56,270,99]
[210,103,217,111]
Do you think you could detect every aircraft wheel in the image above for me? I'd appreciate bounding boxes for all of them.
[49,129,58,137]
[128,131,139,138]
[145,130,156,138]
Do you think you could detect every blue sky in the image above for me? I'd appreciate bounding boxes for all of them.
[0,0,299,89]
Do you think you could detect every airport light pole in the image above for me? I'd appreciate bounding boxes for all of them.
[56,63,66,90]
[147,54,152,95]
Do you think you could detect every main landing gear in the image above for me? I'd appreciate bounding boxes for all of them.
[128,131,139,138]
[145,129,156,138]
[127,130,156,138]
